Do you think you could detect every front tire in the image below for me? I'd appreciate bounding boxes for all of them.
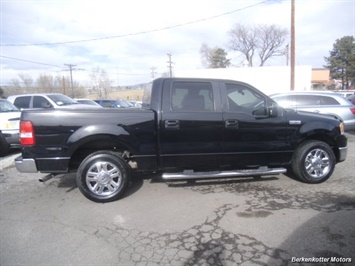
[292,140,335,183]
[76,151,130,202]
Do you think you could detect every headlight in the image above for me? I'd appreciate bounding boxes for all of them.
[339,122,345,134]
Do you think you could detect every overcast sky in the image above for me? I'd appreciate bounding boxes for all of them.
[0,0,354,87]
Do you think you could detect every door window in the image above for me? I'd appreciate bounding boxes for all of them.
[33,96,52,108]
[171,82,214,112]
[226,83,266,115]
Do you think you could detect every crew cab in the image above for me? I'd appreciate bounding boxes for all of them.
[15,78,348,202]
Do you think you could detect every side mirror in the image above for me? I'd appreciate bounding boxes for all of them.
[41,102,52,108]
[268,105,278,117]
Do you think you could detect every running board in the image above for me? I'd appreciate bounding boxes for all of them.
[162,167,287,180]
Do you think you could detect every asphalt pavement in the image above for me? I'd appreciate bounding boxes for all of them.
[0,133,354,265]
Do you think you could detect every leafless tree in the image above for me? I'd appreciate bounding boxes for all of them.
[37,74,55,93]
[11,78,21,89]
[228,23,288,67]
[89,67,112,99]
[18,73,34,89]
[228,24,257,66]
[200,43,211,68]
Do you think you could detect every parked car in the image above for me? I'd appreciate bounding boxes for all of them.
[75,99,102,107]
[270,91,355,131]
[7,93,99,110]
[347,94,355,105]
[129,100,142,108]
[336,90,355,98]
[94,99,131,108]
[0,99,21,156]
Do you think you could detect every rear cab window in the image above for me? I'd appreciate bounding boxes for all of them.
[142,83,152,109]
[14,96,31,109]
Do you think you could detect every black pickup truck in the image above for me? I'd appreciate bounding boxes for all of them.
[15,78,348,202]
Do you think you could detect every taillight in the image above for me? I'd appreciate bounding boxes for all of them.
[20,121,36,146]
[350,107,355,115]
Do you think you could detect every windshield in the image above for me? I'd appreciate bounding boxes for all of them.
[47,94,78,106]
[0,100,19,112]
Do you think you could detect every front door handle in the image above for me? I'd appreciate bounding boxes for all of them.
[225,120,239,129]
[165,120,180,129]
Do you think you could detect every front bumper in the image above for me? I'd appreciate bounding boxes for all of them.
[15,156,38,173]
[338,146,347,162]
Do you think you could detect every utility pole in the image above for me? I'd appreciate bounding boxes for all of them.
[150,67,157,79]
[64,64,77,97]
[290,0,295,90]
[62,76,66,95]
[117,67,120,89]
[285,44,289,66]
[167,53,173,77]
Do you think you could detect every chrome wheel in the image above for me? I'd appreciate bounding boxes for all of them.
[292,141,335,183]
[86,161,122,196]
[304,148,331,179]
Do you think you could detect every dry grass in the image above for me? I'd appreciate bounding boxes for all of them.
[86,89,145,101]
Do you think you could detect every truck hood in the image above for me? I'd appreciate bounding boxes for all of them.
[285,108,341,123]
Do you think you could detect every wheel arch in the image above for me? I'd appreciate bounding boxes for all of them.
[68,133,134,171]
[301,133,342,161]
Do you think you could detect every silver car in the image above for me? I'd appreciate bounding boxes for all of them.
[270,91,355,131]
[7,93,100,110]
[0,99,21,156]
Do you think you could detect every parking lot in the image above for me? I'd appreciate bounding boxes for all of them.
[1,132,354,265]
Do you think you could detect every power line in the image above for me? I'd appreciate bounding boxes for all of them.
[0,54,151,76]
[1,0,273,47]
[0,55,61,68]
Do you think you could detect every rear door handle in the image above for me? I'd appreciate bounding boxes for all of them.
[225,120,239,129]
[165,120,180,129]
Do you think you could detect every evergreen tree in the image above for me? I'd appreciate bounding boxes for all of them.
[210,48,231,68]
[200,44,231,68]
[324,36,355,89]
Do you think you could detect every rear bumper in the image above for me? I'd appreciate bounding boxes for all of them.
[15,156,70,173]
[15,156,38,173]
[2,131,20,147]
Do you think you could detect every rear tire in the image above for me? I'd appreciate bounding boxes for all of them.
[76,151,130,202]
[0,133,10,157]
[292,140,335,183]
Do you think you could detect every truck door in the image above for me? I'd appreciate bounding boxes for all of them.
[159,79,223,171]
[220,81,292,169]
